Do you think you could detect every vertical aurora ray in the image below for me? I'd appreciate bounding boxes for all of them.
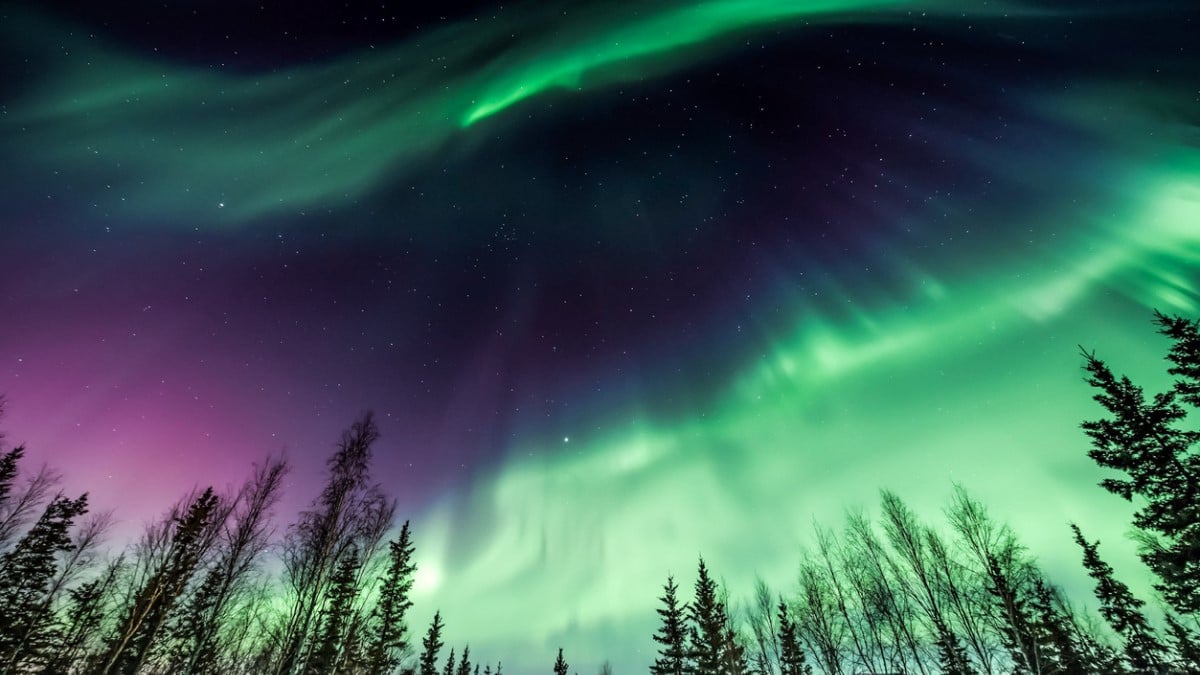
[404,89,1200,668]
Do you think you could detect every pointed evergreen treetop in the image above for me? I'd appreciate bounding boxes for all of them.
[553,648,569,675]
[1071,523,1165,671]
[419,611,445,675]
[1080,312,1200,613]
[650,575,688,675]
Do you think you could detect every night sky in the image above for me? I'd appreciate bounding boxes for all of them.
[1,0,1198,671]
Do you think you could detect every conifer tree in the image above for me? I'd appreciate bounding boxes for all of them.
[650,575,687,675]
[42,554,123,675]
[0,492,89,671]
[931,619,975,675]
[365,521,418,675]
[1071,524,1166,671]
[717,623,748,675]
[1026,577,1088,675]
[1079,312,1200,615]
[1164,614,1200,671]
[418,611,444,675]
[0,449,61,552]
[553,648,569,675]
[164,566,225,671]
[443,647,457,675]
[173,454,287,675]
[456,645,472,675]
[688,558,747,675]
[99,487,220,675]
[0,446,21,518]
[308,547,360,674]
[689,559,725,674]
[776,600,811,675]
[277,414,392,675]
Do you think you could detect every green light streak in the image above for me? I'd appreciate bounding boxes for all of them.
[408,97,1200,667]
[4,0,1001,225]
[461,0,924,126]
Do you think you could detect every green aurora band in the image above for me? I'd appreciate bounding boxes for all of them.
[5,1,1200,671]
[4,0,1010,225]
[398,92,1200,664]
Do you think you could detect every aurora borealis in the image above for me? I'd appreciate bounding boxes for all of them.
[1,0,1199,671]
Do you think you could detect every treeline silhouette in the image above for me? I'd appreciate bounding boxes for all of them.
[0,311,1196,674]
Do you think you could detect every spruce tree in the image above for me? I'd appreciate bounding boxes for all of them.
[553,648,569,675]
[689,559,724,675]
[43,554,124,675]
[0,446,22,516]
[277,414,392,675]
[174,454,287,675]
[1164,614,1200,671]
[418,612,444,675]
[1026,577,1088,675]
[688,558,746,675]
[650,575,688,675]
[100,487,219,675]
[1080,312,1200,615]
[0,492,89,671]
[1070,524,1165,671]
[161,565,224,672]
[365,521,418,675]
[776,601,811,675]
[931,618,975,675]
[443,648,457,675]
[308,547,360,674]
[456,645,472,675]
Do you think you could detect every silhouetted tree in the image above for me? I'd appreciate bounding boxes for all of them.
[651,575,688,675]
[456,645,473,675]
[689,559,725,674]
[99,487,219,675]
[277,414,393,675]
[879,490,975,675]
[0,445,21,522]
[0,449,61,553]
[745,578,780,675]
[1080,312,1200,615]
[0,492,88,672]
[365,520,418,675]
[923,526,994,674]
[553,648,568,675]
[443,647,457,675]
[843,509,925,675]
[1071,524,1165,671]
[1026,577,1088,675]
[308,547,360,674]
[42,553,123,674]
[170,454,288,675]
[688,558,747,675]
[418,611,444,675]
[1164,614,1200,671]
[776,600,811,675]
